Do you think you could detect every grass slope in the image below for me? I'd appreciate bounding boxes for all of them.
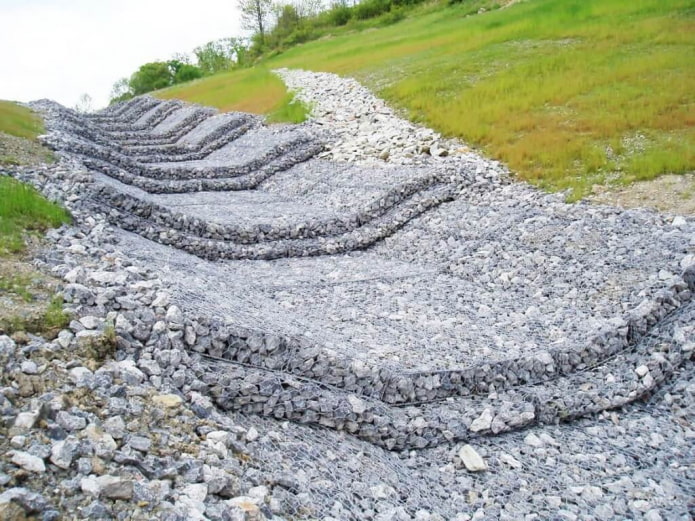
[158,67,309,123]
[0,100,45,139]
[0,100,65,256]
[0,101,54,166]
[162,0,695,199]
[0,176,71,255]
[0,101,71,337]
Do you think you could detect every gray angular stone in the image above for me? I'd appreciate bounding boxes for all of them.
[138,358,161,376]
[0,487,49,515]
[57,330,74,349]
[10,450,46,473]
[102,415,127,439]
[79,315,103,330]
[20,360,38,375]
[347,395,367,415]
[469,409,493,433]
[56,411,87,431]
[128,435,152,452]
[101,479,134,500]
[458,445,487,472]
[81,475,133,499]
[152,292,171,308]
[166,305,184,329]
[13,410,40,431]
[69,366,95,387]
[114,359,145,384]
[0,335,16,356]
[50,438,79,469]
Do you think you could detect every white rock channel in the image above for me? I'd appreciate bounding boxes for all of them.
[275,67,487,167]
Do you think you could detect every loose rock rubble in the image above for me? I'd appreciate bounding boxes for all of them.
[275,68,472,165]
[0,69,693,520]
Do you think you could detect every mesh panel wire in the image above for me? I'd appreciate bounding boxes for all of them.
[37,95,694,520]
[195,302,695,520]
[218,372,694,519]
[25,163,695,519]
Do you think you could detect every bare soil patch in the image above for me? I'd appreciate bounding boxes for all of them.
[0,251,68,339]
[589,173,695,216]
[0,131,54,166]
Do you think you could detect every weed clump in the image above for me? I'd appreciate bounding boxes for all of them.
[0,296,71,340]
[79,322,118,364]
[267,93,311,124]
[0,176,71,256]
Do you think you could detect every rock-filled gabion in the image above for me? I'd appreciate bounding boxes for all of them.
[34,96,471,256]
[16,90,695,454]
[9,159,695,455]
[3,162,694,520]
[2,69,693,518]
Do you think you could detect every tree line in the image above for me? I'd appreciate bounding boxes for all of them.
[240,0,431,52]
[110,39,249,104]
[110,0,432,104]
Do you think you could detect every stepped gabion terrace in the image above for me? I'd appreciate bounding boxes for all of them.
[3,73,693,520]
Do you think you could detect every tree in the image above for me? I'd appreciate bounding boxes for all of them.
[110,77,133,105]
[294,0,323,18]
[129,62,172,95]
[74,93,93,113]
[170,52,194,65]
[229,38,250,68]
[109,56,206,105]
[238,0,273,44]
[167,59,204,84]
[273,3,301,39]
[194,37,250,75]
[174,63,204,83]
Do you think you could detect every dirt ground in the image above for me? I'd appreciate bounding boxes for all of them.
[0,251,65,338]
[0,131,54,166]
[588,173,695,216]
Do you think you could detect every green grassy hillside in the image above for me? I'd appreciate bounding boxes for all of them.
[0,101,54,166]
[0,101,71,337]
[0,100,45,139]
[161,0,695,199]
[0,100,69,253]
[0,176,71,255]
[0,174,71,336]
[158,67,309,123]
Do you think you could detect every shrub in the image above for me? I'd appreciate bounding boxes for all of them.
[79,322,117,363]
[392,0,424,6]
[354,0,392,20]
[129,62,173,95]
[174,64,204,84]
[109,93,134,105]
[380,6,406,25]
[283,26,315,46]
[328,4,352,25]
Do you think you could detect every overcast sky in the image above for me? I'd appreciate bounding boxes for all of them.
[0,0,243,109]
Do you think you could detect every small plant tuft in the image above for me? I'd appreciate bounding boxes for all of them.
[80,322,118,364]
[0,176,71,256]
[43,296,72,334]
[0,296,71,339]
[267,94,311,124]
